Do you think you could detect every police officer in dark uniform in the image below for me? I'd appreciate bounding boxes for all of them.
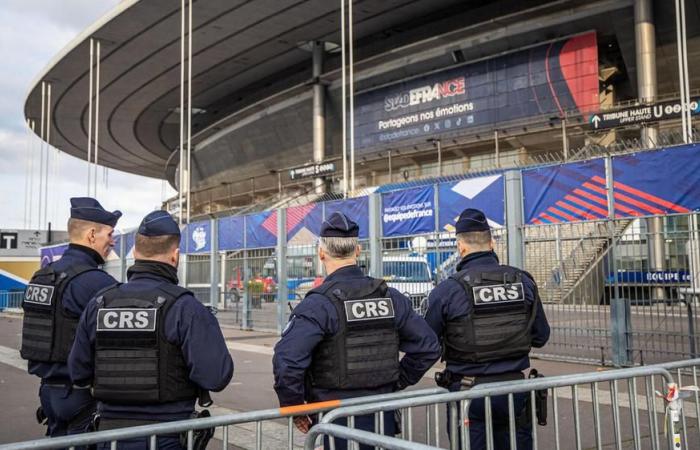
[69,210,234,450]
[273,212,441,450]
[21,197,121,437]
[424,208,550,450]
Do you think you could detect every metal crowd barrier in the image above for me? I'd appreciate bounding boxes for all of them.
[0,388,446,450]
[316,361,700,450]
[306,424,440,450]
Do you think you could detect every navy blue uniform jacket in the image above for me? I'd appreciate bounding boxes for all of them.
[68,263,234,421]
[424,251,550,376]
[28,244,117,381]
[273,265,441,407]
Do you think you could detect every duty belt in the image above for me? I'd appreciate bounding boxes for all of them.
[435,370,524,389]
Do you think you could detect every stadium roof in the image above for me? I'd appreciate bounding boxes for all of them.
[23,0,700,184]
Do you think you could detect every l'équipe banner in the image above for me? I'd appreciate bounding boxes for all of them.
[218,215,245,250]
[523,158,608,224]
[355,31,598,149]
[438,175,505,231]
[611,144,700,217]
[382,186,435,237]
[325,196,370,239]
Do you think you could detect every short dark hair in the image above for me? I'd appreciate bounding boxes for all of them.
[456,230,492,247]
[135,233,180,257]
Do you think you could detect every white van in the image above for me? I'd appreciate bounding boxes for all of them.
[382,254,434,314]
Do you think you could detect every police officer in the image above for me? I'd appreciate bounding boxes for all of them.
[21,197,121,437]
[273,212,441,450]
[424,208,550,450]
[69,210,234,450]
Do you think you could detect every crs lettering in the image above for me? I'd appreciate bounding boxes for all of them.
[23,284,54,306]
[345,298,396,322]
[472,283,525,306]
[97,308,157,332]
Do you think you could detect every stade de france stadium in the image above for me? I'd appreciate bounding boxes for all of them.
[21,0,700,366]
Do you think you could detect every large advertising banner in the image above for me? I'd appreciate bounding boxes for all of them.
[355,32,598,149]
[287,204,323,244]
[523,159,608,224]
[113,231,136,259]
[184,220,211,254]
[325,196,370,239]
[246,211,278,248]
[611,145,699,217]
[438,174,505,231]
[218,216,245,250]
[382,186,435,237]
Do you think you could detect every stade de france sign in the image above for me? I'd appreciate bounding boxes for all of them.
[289,162,336,180]
[589,98,700,130]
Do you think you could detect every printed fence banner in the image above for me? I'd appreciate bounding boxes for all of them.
[40,243,69,268]
[246,211,278,248]
[218,215,245,250]
[325,196,370,239]
[438,174,505,231]
[287,204,323,245]
[611,144,700,217]
[184,220,211,254]
[382,186,435,237]
[523,158,608,224]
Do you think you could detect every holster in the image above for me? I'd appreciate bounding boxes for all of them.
[528,369,547,426]
[179,410,214,450]
[35,406,47,426]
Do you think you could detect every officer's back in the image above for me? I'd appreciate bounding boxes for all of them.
[21,197,121,437]
[273,212,441,450]
[425,208,550,450]
[69,211,234,449]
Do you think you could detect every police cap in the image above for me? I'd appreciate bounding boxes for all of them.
[138,210,181,237]
[455,208,490,234]
[70,197,122,228]
[320,212,359,238]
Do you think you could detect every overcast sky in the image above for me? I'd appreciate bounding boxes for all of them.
[0,1,176,232]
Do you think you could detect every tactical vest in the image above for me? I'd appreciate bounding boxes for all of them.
[20,264,100,363]
[307,278,400,391]
[443,265,538,364]
[92,283,199,405]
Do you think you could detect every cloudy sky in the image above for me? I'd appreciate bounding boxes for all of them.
[0,0,176,232]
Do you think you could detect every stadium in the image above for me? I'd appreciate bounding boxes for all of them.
[3,0,700,447]
[22,0,700,216]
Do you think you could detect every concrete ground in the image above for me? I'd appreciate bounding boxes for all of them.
[0,313,698,449]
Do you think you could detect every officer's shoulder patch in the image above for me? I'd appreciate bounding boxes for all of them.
[344,297,395,322]
[23,283,55,306]
[472,283,525,306]
[96,308,157,332]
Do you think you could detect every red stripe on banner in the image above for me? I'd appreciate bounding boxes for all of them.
[556,200,597,220]
[261,211,278,236]
[613,201,642,217]
[582,181,607,196]
[572,189,608,207]
[613,192,664,215]
[540,213,561,223]
[286,204,316,233]
[548,207,577,222]
[531,218,543,224]
[565,194,608,216]
[613,181,690,213]
[591,175,607,186]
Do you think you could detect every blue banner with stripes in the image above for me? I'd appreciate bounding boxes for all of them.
[219,215,245,250]
[523,159,608,224]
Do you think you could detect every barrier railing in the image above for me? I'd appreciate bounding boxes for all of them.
[306,424,440,450]
[0,388,446,450]
[317,362,700,450]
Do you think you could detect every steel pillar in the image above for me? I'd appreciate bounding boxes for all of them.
[368,193,383,278]
[504,170,523,268]
[276,208,288,334]
[209,217,219,306]
[312,41,326,195]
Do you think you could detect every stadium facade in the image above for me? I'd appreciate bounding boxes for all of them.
[23,0,700,217]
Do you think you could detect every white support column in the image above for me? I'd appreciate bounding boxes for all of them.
[87,39,94,195]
